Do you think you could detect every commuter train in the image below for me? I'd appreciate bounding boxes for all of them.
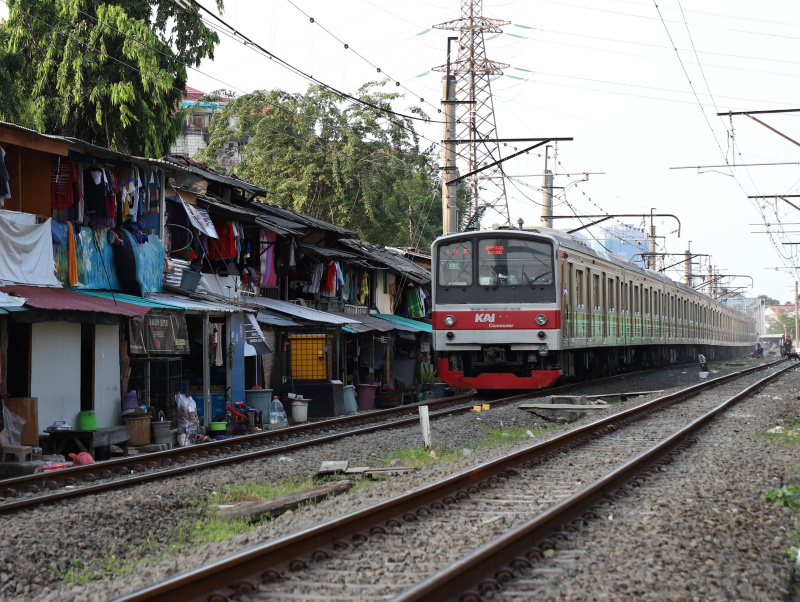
[431,226,758,390]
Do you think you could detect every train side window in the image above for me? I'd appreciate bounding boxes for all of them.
[634,285,640,314]
[644,288,650,316]
[592,274,600,310]
[575,269,584,309]
[608,278,615,311]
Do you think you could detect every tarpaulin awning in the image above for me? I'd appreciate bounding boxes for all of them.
[374,313,432,333]
[76,290,185,310]
[0,285,151,317]
[245,297,360,326]
[245,313,272,354]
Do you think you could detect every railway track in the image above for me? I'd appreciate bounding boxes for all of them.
[110,359,790,602]
[0,362,702,513]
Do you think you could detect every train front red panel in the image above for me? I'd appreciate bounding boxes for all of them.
[438,358,562,390]
[432,309,561,330]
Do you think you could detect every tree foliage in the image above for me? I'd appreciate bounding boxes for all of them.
[196,83,449,248]
[758,294,779,305]
[768,311,796,337]
[0,25,29,125]
[5,0,223,157]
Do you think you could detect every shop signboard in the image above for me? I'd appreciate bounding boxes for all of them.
[129,312,190,355]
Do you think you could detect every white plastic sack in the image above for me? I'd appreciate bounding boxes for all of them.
[175,393,198,446]
[2,404,26,446]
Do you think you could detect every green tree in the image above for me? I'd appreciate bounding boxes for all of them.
[769,311,796,337]
[0,24,29,125]
[5,0,223,157]
[196,83,449,248]
[758,294,779,305]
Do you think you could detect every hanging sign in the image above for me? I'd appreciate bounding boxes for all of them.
[129,312,190,355]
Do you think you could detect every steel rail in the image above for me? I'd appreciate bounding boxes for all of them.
[111,359,785,602]
[0,361,694,503]
[393,362,795,601]
[0,392,481,499]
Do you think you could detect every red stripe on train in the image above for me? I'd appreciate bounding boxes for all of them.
[437,358,562,390]
[432,310,561,330]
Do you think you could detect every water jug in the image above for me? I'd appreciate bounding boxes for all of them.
[269,397,287,426]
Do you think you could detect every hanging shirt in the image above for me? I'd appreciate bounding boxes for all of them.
[51,157,78,210]
[209,221,236,260]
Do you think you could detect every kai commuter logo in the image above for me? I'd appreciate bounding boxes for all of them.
[475,313,495,323]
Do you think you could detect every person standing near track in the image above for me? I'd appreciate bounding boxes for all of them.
[780,335,786,357]
[698,353,708,372]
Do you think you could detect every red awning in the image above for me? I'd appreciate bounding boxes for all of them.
[0,286,151,317]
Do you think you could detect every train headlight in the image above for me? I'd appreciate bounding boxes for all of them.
[446,331,455,340]
[535,314,548,326]
[444,315,456,327]
[537,331,547,340]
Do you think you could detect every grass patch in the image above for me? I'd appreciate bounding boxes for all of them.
[183,477,321,545]
[380,422,561,469]
[763,417,800,449]
[51,545,150,585]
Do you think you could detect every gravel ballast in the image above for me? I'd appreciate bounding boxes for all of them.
[0,359,794,601]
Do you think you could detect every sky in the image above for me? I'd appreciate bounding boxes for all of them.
[5,0,800,301]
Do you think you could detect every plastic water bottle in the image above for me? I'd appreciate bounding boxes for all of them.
[269,396,287,427]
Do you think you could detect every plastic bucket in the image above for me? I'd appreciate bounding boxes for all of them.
[343,385,357,413]
[151,421,171,446]
[356,384,378,410]
[245,389,272,425]
[291,400,309,423]
[180,268,202,293]
[78,410,99,431]
[428,383,447,400]
[121,391,138,415]
[124,415,152,446]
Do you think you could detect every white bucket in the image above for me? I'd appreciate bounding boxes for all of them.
[291,399,309,423]
[699,371,709,379]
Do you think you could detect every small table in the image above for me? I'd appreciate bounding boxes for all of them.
[46,426,130,457]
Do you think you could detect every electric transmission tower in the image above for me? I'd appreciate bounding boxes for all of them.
[434,0,511,227]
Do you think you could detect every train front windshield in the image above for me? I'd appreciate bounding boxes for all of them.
[437,236,556,304]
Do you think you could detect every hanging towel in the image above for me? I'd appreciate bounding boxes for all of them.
[67,221,78,287]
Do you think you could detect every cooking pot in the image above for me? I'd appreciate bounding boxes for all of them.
[45,420,72,432]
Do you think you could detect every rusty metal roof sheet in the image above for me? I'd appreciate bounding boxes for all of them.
[0,286,151,316]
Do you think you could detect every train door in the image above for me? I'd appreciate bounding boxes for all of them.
[653,289,660,339]
[601,273,608,342]
[607,276,617,343]
[644,287,651,340]
[621,280,630,342]
[574,267,586,341]
[591,272,603,341]
[633,284,641,341]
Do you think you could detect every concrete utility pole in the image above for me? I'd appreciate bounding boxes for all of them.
[648,209,657,270]
[795,280,798,339]
[541,145,553,228]
[707,263,714,299]
[685,249,692,286]
[442,73,458,235]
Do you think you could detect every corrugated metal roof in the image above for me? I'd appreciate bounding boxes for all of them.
[338,239,432,284]
[76,290,185,310]
[246,297,360,326]
[300,244,361,261]
[0,285,151,317]
[327,311,397,333]
[375,313,432,333]
[146,292,247,313]
[250,199,358,237]
[193,193,303,236]
[256,308,305,327]
[163,156,267,196]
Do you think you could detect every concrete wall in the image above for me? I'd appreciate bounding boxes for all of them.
[93,324,121,428]
[31,321,81,431]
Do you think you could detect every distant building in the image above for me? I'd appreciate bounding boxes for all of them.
[170,86,233,161]
[765,303,796,333]
[590,224,649,265]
